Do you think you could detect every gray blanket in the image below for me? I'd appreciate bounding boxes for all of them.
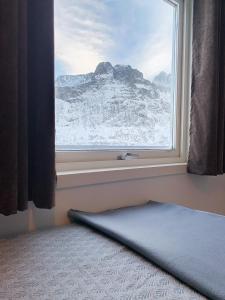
[68,201,225,300]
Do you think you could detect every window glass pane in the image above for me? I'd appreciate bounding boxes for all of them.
[55,0,177,150]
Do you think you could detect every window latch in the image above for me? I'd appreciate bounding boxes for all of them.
[117,152,139,160]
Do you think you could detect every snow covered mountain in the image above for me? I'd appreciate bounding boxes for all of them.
[55,62,172,148]
[153,71,172,90]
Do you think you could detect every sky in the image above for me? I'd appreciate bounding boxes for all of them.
[54,0,175,80]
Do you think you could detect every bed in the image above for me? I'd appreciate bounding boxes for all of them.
[68,201,225,300]
[0,224,205,300]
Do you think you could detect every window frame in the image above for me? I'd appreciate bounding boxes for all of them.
[56,0,193,172]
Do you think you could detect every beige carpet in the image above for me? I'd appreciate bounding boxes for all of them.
[0,225,207,300]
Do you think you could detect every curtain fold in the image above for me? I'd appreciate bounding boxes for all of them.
[0,0,55,216]
[188,0,225,175]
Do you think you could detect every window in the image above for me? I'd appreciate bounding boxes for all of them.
[55,0,193,171]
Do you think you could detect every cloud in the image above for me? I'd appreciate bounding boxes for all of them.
[114,0,174,79]
[134,28,173,79]
[54,0,113,75]
[55,0,175,79]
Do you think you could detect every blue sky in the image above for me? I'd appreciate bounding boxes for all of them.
[54,0,174,79]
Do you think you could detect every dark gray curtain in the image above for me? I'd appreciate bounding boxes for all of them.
[188,0,225,175]
[0,0,55,215]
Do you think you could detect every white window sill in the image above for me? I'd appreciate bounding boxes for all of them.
[56,163,187,189]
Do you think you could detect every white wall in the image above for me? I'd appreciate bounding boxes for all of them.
[1,173,225,237]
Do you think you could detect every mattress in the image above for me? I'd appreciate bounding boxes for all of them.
[69,201,225,300]
[0,225,205,300]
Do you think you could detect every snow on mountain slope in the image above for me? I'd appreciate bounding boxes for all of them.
[55,62,173,148]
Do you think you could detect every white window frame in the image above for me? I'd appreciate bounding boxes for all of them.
[56,0,193,173]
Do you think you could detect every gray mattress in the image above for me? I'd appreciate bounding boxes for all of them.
[69,201,225,300]
[0,225,205,300]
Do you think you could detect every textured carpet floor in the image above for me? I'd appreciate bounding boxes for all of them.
[0,225,206,300]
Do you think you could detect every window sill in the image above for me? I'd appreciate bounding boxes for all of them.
[56,163,187,189]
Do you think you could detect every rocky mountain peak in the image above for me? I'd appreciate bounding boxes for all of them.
[94,62,144,83]
[153,71,171,88]
[94,62,114,75]
[114,64,143,82]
